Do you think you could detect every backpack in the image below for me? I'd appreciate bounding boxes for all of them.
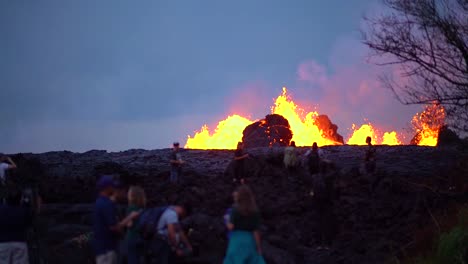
[136,206,168,240]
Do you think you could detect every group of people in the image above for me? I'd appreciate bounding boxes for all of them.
[93,176,265,264]
[0,137,377,264]
[93,175,193,264]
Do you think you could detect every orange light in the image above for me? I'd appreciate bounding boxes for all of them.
[412,103,445,146]
[271,87,342,146]
[381,131,402,145]
[185,115,253,149]
[184,87,440,149]
[347,123,402,145]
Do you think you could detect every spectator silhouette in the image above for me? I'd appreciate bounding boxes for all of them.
[0,188,33,264]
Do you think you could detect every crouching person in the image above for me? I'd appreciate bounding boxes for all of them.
[150,204,193,264]
[0,188,33,264]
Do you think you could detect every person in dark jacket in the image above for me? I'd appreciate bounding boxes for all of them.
[0,188,33,264]
[233,142,249,184]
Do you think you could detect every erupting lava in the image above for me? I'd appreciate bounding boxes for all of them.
[347,124,402,146]
[185,87,441,149]
[271,88,342,146]
[411,103,446,146]
[185,115,253,149]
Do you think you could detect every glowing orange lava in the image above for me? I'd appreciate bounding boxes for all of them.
[185,87,441,149]
[271,88,342,146]
[347,123,402,145]
[411,103,445,146]
[185,115,253,149]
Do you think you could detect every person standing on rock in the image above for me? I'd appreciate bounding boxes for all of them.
[93,176,140,264]
[224,185,265,264]
[284,141,298,173]
[0,188,33,264]
[0,155,17,204]
[233,142,249,184]
[364,136,376,175]
[306,142,321,176]
[169,142,184,184]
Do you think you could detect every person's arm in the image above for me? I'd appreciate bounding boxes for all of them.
[178,230,192,251]
[117,211,141,228]
[167,223,178,246]
[6,157,17,169]
[254,231,262,255]
[234,154,249,161]
[227,209,236,230]
[170,159,181,165]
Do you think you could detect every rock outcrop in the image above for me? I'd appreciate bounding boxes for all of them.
[9,145,467,264]
[314,115,344,144]
[242,114,293,148]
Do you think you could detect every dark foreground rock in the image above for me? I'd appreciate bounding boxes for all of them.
[8,145,468,264]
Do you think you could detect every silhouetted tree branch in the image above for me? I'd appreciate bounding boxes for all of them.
[362,0,468,133]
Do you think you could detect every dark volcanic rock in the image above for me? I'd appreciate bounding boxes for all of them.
[11,146,467,264]
[437,125,462,147]
[314,115,344,144]
[242,114,293,148]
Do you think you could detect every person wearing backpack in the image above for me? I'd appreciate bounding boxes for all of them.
[141,204,192,264]
[125,186,146,264]
[311,160,338,250]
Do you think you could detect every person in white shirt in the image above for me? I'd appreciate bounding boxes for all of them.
[0,155,17,205]
[0,155,17,184]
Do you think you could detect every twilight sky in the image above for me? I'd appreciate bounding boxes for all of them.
[0,0,421,153]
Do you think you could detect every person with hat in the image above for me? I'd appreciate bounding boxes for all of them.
[169,142,184,184]
[93,176,140,264]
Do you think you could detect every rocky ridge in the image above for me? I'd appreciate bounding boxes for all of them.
[9,145,467,264]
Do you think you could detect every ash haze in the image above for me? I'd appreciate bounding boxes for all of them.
[0,0,420,153]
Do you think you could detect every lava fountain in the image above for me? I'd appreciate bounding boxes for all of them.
[185,87,441,149]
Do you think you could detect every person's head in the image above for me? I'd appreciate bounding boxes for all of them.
[127,186,146,208]
[290,141,296,147]
[111,181,128,203]
[174,203,193,219]
[96,175,116,197]
[312,142,318,151]
[237,142,244,150]
[232,190,239,204]
[6,188,22,206]
[366,136,372,145]
[235,185,258,215]
[173,142,180,150]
